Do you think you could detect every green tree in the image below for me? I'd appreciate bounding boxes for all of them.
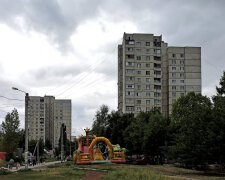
[216,71,225,96]
[210,71,225,165]
[169,92,212,167]
[28,139,44,157]
[92,105,110,137]
[1,109,20,155]
[45,139,52,150]
[143,109,168,161]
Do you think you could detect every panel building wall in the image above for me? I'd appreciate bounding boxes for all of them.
[27,96,71,148]
[118,33,201,116]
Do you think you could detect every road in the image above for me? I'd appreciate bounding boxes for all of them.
[10,161,61,172]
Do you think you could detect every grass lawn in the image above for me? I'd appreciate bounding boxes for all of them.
[0,161,225,180]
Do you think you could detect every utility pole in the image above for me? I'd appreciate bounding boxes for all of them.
[37,140,39,164]
[25,93,29,169]
[61,124,64,162]
[12,87,29,169]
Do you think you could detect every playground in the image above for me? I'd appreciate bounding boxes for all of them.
[73,128,126,165]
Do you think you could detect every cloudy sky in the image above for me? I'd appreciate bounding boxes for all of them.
[0,0,224,136]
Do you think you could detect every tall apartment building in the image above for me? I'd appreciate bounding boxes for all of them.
[27,96,71,148]
[118,33,201,116]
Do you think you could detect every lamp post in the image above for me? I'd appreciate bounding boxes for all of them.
[12,87,29,169]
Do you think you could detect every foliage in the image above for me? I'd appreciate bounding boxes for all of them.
[216,71,225,96]
[1,109,20,155]
[92,105,110,137]
[45,139,52,150]
[28,139,44,157]
[169,92,212,167]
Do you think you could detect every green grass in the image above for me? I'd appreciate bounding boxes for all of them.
[0,168,85,180]
[102,166,186,180]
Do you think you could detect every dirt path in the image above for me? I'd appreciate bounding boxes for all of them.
[84,171,104,180]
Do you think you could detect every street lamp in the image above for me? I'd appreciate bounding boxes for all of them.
[12,87,29,169]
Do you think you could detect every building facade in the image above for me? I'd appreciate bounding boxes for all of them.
[118,33,201,116]
[27,96,71,148]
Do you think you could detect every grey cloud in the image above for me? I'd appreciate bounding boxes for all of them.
[0,0,102,53]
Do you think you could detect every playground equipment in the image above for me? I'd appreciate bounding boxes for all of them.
[73,128,126,165]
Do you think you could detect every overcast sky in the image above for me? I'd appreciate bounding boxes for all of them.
[0,0,224,136]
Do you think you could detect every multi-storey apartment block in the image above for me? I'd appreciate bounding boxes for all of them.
[118,33,201,116]
[27,96,71,148]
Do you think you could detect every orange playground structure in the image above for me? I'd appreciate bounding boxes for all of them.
[73,128,126,165]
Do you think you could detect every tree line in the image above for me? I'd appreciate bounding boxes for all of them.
[91,71,225,168]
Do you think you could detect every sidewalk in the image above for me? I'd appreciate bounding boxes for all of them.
[10,161,61,172]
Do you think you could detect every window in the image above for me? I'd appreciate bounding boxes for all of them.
[126,106,134,111]
[136,56,141,60]
[126,40,134,45]
[146,78,150,82]
[137,63,141,68]
[154,56,161,61]
[125,47,134,52]
[146,107,150,111]
[154,71,161,75]
[172,60,176,64]
[154,99,161,104]
[154,78,161,83]
[172,73,176,77]
[154,49,161,54]
[137,85,141,90]
[180,73,184,77]
[126,54,134,59]
[136,49,141,53]
[146,42,150,46]
[172,86,176,90]
[154,85,161,90]
[172,53,176,58]
[172,92,176,97]
[126,62,134,66]
[180,67,184,71]
[146,56,150,60]
[154,92,161,97]
[180,86,185,90]
[137,92,142,96]
[172,80,176,83]
[126,84,134,88]
[137,70,141,75]
[136,42,141,46]
[180,93,185,96]
[172,99,176,103]
[146,49,150,53]
[146,71,150,75]
[146,92,150,97]
[126,76,134,81]
[137,78,141,82]
[136,107,141,111]
[180,80,184,83]
[146,100,150,104]
[172,67,176,70]
[180,54,184,58]
[146,85,150,90]
[137,100,141,104]
[180,60,184,65]
[146,63,150,67]
[126,69,134,74]
[154,63,161,68]
[126,91,134,96]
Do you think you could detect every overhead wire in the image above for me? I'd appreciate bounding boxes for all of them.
[0,95,23,101]
[55,51,116,98]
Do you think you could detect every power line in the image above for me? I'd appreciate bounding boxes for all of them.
[54,50,116,97]
[0,95,23,101]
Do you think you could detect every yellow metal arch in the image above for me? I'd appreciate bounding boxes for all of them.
[88,137,113,160]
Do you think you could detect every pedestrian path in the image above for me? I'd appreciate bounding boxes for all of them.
[10,161,61,172]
